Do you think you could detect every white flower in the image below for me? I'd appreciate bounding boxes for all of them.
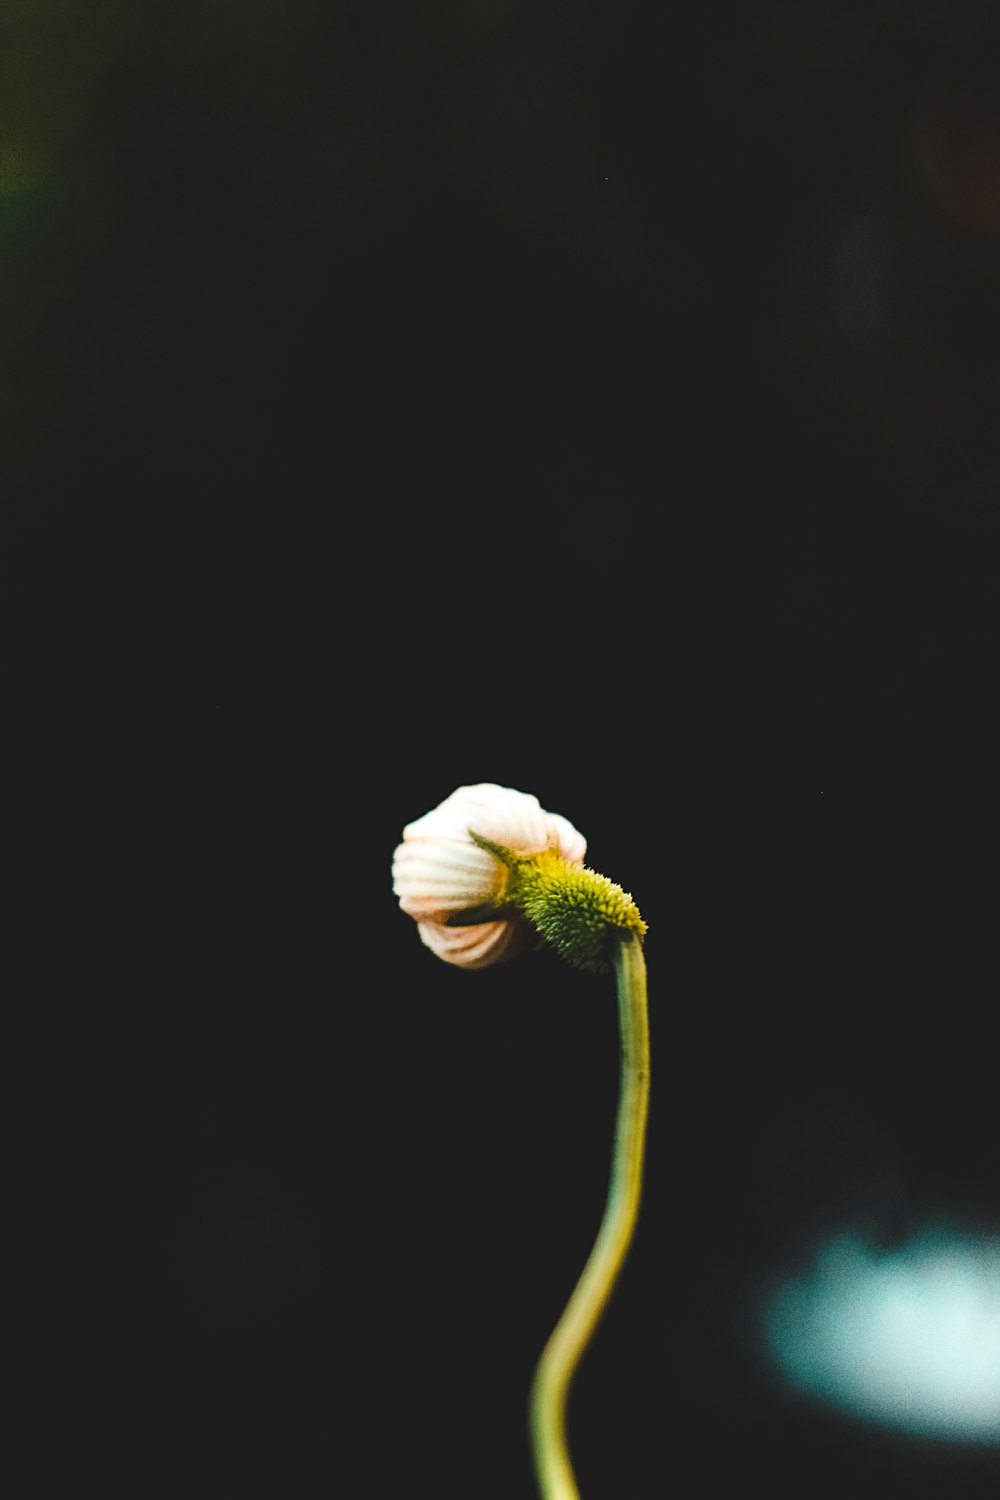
[392,784,587,969]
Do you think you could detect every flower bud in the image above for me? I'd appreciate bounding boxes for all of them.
[391,784,587,970]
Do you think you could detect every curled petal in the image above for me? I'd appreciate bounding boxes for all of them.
[391,838,503,922]
[403,783,550,855]
[545,811,587,867]
[417,916,533,969]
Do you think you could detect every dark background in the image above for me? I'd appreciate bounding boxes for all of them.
[4,1,998,1495]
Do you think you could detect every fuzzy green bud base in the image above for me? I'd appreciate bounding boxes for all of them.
[467,833,646,972]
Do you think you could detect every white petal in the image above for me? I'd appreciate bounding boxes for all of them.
[545,811,587,866]
[391,839,503,920]
[416,916,532,969]
[404,783,550,854]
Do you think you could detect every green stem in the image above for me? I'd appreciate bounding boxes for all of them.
[529,933,651,1500]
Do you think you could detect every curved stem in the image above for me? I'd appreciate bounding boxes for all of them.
[529,933,651,1500]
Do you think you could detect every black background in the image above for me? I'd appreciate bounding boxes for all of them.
[4,2,999,1495]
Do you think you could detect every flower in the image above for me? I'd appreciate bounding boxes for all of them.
[392,784,587,969]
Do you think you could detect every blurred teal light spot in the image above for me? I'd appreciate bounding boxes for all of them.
[761,1227,1000,1444]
